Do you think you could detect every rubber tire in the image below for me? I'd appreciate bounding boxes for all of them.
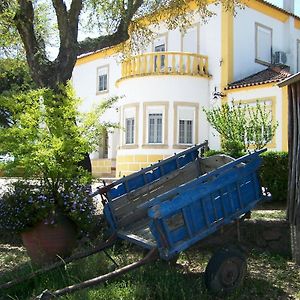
[204,246,247,295]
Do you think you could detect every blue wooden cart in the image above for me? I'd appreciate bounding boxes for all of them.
[14,141,269,299]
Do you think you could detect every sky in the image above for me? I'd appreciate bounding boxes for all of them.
[268,0,300,16]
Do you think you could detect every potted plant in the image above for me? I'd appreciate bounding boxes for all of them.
[0,180,95,264]
[0,84,117,265]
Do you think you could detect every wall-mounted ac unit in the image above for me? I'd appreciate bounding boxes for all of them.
[273,51,287,65]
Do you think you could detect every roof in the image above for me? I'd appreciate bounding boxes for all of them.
[226,65,291,90]
[278,72,300,87]
[260,0,300,19]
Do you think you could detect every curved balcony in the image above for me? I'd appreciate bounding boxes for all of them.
[119,52,209,82]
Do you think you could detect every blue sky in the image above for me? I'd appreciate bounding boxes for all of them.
[268,0,300,15]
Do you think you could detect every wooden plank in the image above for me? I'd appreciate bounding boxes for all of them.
[115,163,201,227]
[111,160,201,216]
[201,155,235,173]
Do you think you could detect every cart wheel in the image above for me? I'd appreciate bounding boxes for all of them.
[204,246,247,294]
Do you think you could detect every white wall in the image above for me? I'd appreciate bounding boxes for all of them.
[234,7,287,81]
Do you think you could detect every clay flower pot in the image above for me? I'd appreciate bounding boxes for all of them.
[21,214,77,266]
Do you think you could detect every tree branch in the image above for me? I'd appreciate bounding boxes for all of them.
[77,0,143,56]
[14,0,49,87]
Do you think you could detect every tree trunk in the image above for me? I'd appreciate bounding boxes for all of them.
[287,82,300,265]
[291,215,300,264]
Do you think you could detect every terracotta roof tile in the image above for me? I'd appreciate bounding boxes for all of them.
[226,65,291,90]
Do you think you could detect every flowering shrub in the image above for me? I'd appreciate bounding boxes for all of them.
[0,180,96,233]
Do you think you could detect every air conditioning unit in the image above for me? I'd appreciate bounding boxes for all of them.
[273,51,287,65]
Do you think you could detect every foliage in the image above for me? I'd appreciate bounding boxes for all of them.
[0,58,35,94]
[203,101,278,156]
[0,180,96,233]
[204,149,288,203]
[260,151,288,203]
[0,58,35,127]
[0,83,115,182]
[0,1,54,58]
[0,83,117,232]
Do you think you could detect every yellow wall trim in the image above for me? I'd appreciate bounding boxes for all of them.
[295,19,300,30]
[282,86,288,151]
[76,46,121,66]
[243,0,289,23]
[226,83,276,93]
[221,7,234,104]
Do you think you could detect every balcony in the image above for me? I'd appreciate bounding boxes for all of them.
[119,52,209,82]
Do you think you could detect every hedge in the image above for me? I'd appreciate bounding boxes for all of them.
[260,151,288,203]
[204,150,288,203]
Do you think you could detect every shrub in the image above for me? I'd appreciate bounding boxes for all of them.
[203,101,278,155]
[260,151,288,203]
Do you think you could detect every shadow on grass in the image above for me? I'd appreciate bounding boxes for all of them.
[0,245,294,300]
[56,261,291,300]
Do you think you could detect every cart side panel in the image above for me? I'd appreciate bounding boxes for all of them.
[106,142,207,200]
[148,152,264,260]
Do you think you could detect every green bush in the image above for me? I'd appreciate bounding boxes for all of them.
[204,150,288,203]
[260,151,288,203]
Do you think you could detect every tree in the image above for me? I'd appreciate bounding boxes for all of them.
[203,101,278,156]
[0,0,242,89]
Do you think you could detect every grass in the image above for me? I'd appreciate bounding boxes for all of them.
[251,209,286,221]
[0,239,299,300]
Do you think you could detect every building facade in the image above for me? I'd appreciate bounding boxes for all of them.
[72,0,299,178]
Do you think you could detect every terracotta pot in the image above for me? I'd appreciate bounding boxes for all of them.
[21,214,77,266]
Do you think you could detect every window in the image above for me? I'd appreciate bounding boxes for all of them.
[143,103,168,147]
[153,35,167,71]
[97,66,108,93]
[125,118,135,144]
[177,106,194,145]
[179,120,193,144]
[255,23,272,65]
[182,25,199,53]
[236,98,276,148]
[154,44,166,71]
[148,113,163,143]
[122,104,139,148]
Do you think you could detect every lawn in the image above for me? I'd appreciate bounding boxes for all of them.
[0,212,299,300]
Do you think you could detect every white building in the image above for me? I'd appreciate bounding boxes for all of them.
[72,0,298,178]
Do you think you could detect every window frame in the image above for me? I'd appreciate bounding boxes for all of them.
[173,103,199,149]
[148,113,163,144]
[181,23,200,54]
[233,97,277,149]
[255,23,273,66]
[179,119,193,145]
[121,103,139,149]
[96,65,109,94]
[143,102,169,149]
[125,117,135,145]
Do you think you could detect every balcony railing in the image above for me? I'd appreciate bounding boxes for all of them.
[120,52,209,80]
